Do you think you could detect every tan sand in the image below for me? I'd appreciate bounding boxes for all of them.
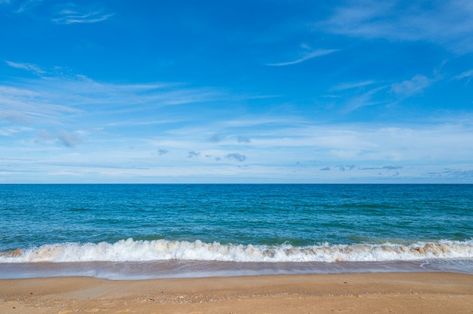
[1,272,473,313]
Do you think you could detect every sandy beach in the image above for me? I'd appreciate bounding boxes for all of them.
[1,272,473,313]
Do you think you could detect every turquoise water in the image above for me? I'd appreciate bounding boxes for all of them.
[1,184,473,278]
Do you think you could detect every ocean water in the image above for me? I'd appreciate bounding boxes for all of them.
[1,184,473,279]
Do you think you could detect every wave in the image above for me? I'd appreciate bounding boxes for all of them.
[1,238,473,263]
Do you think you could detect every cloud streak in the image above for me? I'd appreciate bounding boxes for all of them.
[266,49,338,66]
[3,117,473,182]
[52,5,114,25]
[341,86,386,113]
[455,69,473,83]
[0,74,223,125]
[320,0,473,53]
[331,80,375,91]
[5,60,45,75]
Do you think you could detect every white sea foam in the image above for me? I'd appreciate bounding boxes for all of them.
[1,238,473,263]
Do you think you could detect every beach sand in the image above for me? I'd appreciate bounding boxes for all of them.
[1,272,473,313]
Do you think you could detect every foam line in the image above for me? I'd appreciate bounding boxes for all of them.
[1,238,473,263]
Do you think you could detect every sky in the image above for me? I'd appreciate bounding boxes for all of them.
[1,0,473,183]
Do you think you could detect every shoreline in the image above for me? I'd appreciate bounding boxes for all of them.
[1,272,473,313]
[2,259,473,280]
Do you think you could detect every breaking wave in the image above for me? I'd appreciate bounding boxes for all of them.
[1,238,473,263]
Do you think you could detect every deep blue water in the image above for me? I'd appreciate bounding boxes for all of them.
[1,184,472,251]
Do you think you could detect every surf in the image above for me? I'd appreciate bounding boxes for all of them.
[2,238,473,263]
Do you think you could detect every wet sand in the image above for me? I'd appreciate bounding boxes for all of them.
[1,272,473,313]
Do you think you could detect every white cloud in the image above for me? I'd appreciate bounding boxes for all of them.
[320,0,473,53]
[0,74,223,126]
[2,61,473,182]
[150,117,473,166]
[0,126,31,136]
[218,117,306,128]
[391,75,431,96]
[5,60,45,75]
[331,80,375,91]
[342,86,386,113]
[14,0,43,13]
[0,84,81,125]
[52,5,114,25]
[454,69,473,81]
[266,49,338,66]
[3,115,473,182]
[3,1,111,24]
[331,75,433,114]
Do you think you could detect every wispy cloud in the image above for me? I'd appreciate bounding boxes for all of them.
[225,153,246,162]
[237,136,251,143]
[56,131,81,147]
[5,60,45,75]
[3,1,112,24]
[342,86,386,113]
[331,80,375,91]
[187,151,200,158]
[52,5,114,25]
[336,165,356,171]
[430,168,473,179]
[320,0,473,53]
[359,165,402,170]
[454,69,473,83]
[0,74,223,125]
[0,66,228,153]
[0,126,31,136]
[3,113,473,181]
[219,117,307,128]
[338,74,432,113]
[37,130,82,148]
[266,49,338,67]
[208,134,251,144]
[0,84,80,125]
[14,0,43,13]
[157,148,169,156]
[391,74,431,96]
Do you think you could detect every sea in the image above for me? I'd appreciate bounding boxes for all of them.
[1,184,473,279]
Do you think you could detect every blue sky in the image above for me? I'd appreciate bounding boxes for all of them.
[1,0,473,183]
